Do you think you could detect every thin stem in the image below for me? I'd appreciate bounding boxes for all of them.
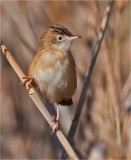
[0,41,79,160]
[61,0,114,159]
[120,72,131,106]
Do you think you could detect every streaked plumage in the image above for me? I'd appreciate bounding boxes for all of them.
[50,24,73,36]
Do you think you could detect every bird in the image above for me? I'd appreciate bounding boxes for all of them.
[22,24,81,132]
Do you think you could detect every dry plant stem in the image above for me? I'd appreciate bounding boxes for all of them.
[102,43,121,144]
[120,72,131,106]
[0,42,79,160]
[94,0,121,145]
[114,9,122,94]
[61,0,114,159]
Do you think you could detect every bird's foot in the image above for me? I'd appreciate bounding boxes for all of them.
[20,76,34,91]
[52,115,59,123]
[50,116,59,133]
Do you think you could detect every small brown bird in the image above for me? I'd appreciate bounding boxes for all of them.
[22,24,81,132]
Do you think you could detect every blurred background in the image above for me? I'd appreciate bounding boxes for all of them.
[0,1,130,159]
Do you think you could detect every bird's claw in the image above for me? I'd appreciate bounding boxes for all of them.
[52,115,59,123]
[50,116,59,134]
[20,76,34,91]
[50,122,59,134]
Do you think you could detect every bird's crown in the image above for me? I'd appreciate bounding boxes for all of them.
[49,24,73,36]
[39,24,81,51]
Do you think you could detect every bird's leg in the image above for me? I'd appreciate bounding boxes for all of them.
[20,76,34,91]
[56,104,59,122]
[51,103,60,133]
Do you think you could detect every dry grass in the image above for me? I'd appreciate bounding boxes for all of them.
[1,1,130,159]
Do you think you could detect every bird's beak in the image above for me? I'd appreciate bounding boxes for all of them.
[68,35,81,41]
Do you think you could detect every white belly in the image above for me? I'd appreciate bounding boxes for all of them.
[31,60,76,103]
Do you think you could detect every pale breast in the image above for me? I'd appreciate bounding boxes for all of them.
[28,51,77,103]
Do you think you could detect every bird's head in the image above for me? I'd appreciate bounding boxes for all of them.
[40,24,81,51]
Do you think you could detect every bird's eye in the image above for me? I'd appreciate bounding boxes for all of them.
[57,36,63,41]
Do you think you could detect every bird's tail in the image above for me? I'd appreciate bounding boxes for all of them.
[59,99,73,106]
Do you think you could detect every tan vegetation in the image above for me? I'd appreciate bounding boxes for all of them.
[1,1,130,159]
